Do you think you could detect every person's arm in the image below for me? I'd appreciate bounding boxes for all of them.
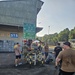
[18,45,21,54]
[53,47,57,55]
[18,49,21,54]
[44,46,46,51]
[55,57,61,66]
[55,51,62,67]
[48,46,49,51]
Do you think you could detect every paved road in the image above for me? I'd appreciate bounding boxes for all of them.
[0,51,57,75]
[0,49,57,75]
[0,49,75,75]
[0,63,56,75]
[0,62,75,75]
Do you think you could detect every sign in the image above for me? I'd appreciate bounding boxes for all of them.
[23,23,36,39]
[10,33,18,38]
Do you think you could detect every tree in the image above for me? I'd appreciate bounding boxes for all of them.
[69,27,75,39]
[58,28,69,41]
[37,27,75,45]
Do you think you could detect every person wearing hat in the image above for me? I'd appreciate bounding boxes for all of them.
[55,42,75,75]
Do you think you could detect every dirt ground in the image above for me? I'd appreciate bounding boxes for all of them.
[0,63,56,75]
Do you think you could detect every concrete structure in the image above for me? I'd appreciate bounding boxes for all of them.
[0,0,43,52]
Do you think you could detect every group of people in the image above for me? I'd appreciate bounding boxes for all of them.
[54,42,75,75]
[13,40,43,67]
[44,41,75,75]
[13,41,75,75]
[13,41,50,67]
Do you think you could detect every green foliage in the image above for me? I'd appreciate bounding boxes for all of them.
[37,27,75,45]
[58,28,69,41]
[69,27,75,39]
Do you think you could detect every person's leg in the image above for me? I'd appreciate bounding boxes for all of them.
[45,52,47,59]
[45,52,48,59]
[18,55,22,65]
[15,56,18,66]
[59,69,74,75]
[62,72,74,75]
[67,72,74,75]
[58,69,61,75]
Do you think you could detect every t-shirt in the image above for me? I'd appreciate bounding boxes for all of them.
[44,45,49,52]
[14,44,21,55]
[54,46,62,58]
[14,45,18,49]
[57,49,75,72]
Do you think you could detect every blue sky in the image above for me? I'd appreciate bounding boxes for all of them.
[36,0,75,37]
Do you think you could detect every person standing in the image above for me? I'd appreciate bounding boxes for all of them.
[54,43,62,59]
[55,42,75,75]
[54,43,62,73]
[44,43,49,59]
[14,43,22,67]
[38,42,42,51]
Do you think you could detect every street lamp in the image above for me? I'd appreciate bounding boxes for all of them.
[47,26,50,44]
[48,26,50,35]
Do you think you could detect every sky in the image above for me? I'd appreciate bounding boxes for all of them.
[36,0,75,37]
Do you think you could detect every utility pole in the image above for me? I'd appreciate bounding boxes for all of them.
[48,26,50,35]
[47,26,50,44]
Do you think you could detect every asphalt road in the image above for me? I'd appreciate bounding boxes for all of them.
[0,49,75,75]
[0,63,56,75]
[0,51,57,75]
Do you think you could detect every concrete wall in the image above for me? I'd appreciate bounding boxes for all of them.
[0,0,43,43]
[0,28,23,43]
[0,0,43,66]
[0,26,23,51]
[0,53,15,66]
[0,0,43,26]
[0,52,25,66]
